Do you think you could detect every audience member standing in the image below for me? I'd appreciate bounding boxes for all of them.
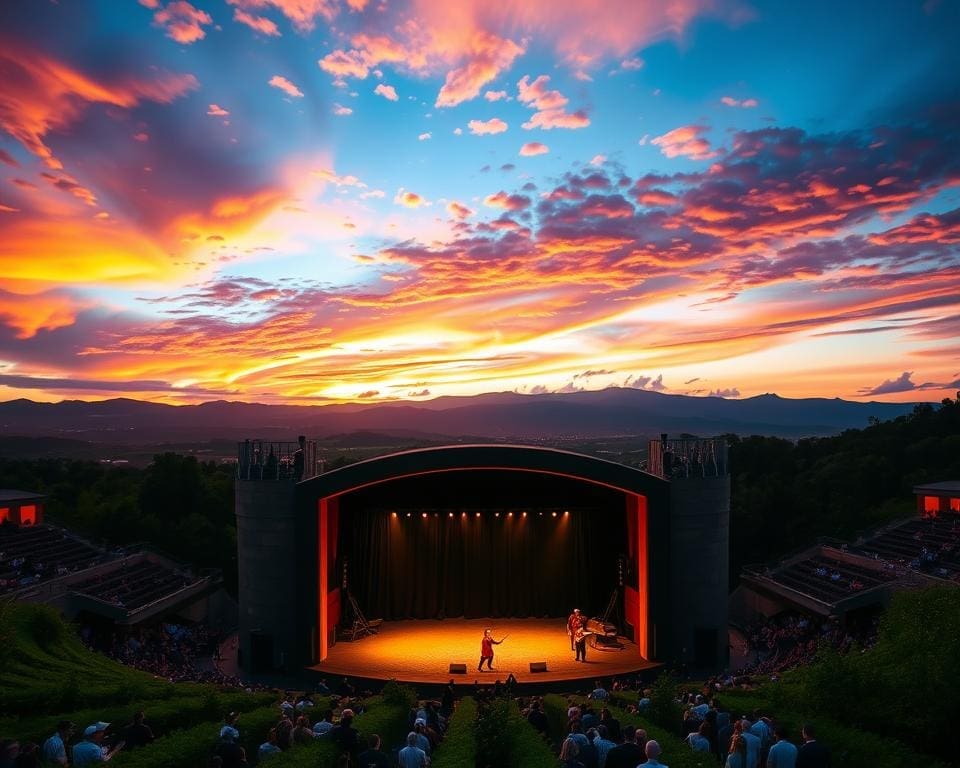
[796,724,830,768]
[397,732,428,768]
[357,734,392,768]
[767,724,798,768]
[41,722,74,766]
[122,712,154,751]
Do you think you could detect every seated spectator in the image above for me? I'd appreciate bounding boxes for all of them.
[330,710,360,764]
[691,694,710,719]
[122,711,154,751]
[397,732,428,768]
[604,725,645,768]
[598,708,621,743]
[412,720,431,754]
[72,723,123,767]
[41,721,74,766]
[357,734,391,768]
[581,705,599,732]
[560,737,585,768]
[257,729,282,761]
[767,724,798,768]
[220,713,240,742]
[593,724,616,767]
[589,680,610,701]
[738,720,760,768]
[313,710,334,736]
[527,701,549,735]
[686,723,711,752]
[293,716,314,745]
[645,739,669,768]
[638,689,652,712]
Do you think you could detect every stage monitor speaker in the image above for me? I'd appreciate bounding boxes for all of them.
[449,663,467,674]
[529,661,548,673]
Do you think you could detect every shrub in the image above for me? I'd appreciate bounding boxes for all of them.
[431,697,477,768]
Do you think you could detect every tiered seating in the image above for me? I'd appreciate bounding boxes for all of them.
[853,513,960,579]
[70,558,195,611]
[768,554,896,605]
[0,524,104,593]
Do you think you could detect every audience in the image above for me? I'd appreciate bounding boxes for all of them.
[767,724,798,768]
[40,721,74,766]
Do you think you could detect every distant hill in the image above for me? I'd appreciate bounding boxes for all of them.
[0,388,925,443]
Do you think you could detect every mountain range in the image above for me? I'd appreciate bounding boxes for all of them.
[0,388,926,444]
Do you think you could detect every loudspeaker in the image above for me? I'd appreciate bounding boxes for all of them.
[529,661,548,673]
[449,663,467,674]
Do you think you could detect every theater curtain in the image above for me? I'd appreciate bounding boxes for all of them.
[342,509,624,620]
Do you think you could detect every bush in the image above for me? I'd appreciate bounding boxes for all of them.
[427,697,477,768]
[381,680,417,710]
[647,670,682,731]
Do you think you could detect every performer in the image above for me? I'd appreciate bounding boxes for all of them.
[567,608,583,650]
[478,628,504,671]
[574,624,588,662]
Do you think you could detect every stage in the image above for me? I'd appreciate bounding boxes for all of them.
[308,618,659,685]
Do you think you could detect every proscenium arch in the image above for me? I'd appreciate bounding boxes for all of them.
[295,444,671,663]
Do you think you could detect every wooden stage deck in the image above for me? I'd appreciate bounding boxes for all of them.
[307,618,658,685]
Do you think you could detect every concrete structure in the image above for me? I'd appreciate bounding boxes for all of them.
[235,439,730,675]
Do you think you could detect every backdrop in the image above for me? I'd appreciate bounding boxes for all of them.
[342,507,625,619]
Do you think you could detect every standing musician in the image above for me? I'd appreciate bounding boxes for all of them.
[478,628,505,671]
[574,623,589,662]
[567,608,583,650]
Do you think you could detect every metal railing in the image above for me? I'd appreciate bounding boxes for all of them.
[236,439,319,481]
[647,436,729,479]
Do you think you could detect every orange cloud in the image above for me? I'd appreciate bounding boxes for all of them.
[207,103,230,116]
[394,189,427,208]
[520,142,549,156]
[652,125,719,160]
[485,90,508,101]
[319,49,370,79]
[268,75,304,98]
[0,45,198,169]
[151,1,212,44]
[0,288,88,339]
[447,201,474,219]
[468,118,508,135]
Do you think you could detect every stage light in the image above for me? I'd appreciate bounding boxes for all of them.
[391,512,397,518]
[495,512,500,517]
[449,512,454,518]
[539,512,543,517]
[564,510,569,516]
[422,512,428,519]
[475,512,481,518]
[508,511,513,517]
[461,511,467,518]
[552,511,557,517]
[522,511,527,518]
[406,512,411,518]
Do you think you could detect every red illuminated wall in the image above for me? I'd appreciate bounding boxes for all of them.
[19,504,37,526]
[0,508,9,524]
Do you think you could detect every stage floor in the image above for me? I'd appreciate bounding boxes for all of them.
[309,618,657,685]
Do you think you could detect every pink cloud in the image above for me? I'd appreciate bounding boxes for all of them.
[652,125,719,160]
[232,9,281,36]
[517,74,590,130]
[226,0,337,33]
[435,32,524,107]
[619,57,644,71]
[318,49,370,79]
[468,118,508,135]
[721,96,759,108]
[207,104,229,116]
[152,1,212,44]
[374,83,399,101]
[268,75,304,98]
[418,132,432,141]
[590,155,606,166]
[332,103,353,116]
[519,142,549,156]
[485,90,508,101]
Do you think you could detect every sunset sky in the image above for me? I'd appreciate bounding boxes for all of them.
[1,0,959,405]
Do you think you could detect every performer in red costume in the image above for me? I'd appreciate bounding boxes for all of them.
[478,628,504,671]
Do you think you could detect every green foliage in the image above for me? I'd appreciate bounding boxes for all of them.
[647,670,682,732]
[475,699,512,768]
[727,394,960,583]
[380,679,417,709]
[430,697,477,768]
